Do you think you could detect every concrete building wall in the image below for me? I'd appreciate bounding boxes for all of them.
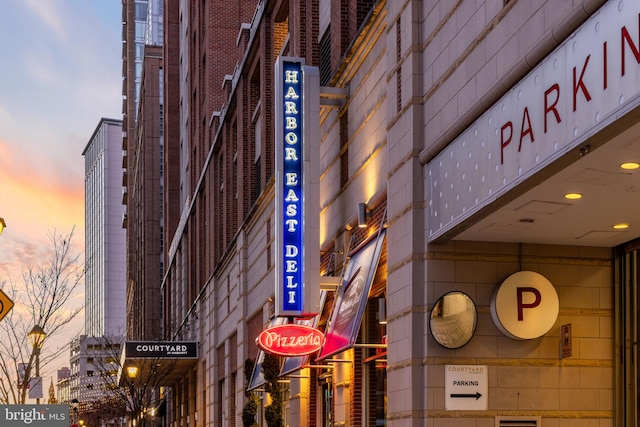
[425,241,613,424]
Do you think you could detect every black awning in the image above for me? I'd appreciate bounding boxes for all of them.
[118,341,199,387]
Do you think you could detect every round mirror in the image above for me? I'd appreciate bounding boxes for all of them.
[429,291,477,349]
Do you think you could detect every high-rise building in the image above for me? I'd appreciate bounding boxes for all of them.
[61,118,127,410]
[82,118,126,336]
[122,0,164,340]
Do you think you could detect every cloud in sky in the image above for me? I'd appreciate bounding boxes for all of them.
[22,0,70,43]
[0,0,121,179]
[0,0,122,380]
[0,0,121,258]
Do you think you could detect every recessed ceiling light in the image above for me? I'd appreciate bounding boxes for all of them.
[564,193,583,200]
[620,162,640,170]
[613,223,630,229]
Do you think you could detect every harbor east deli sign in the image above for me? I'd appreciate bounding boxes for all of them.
[274,57,320,317]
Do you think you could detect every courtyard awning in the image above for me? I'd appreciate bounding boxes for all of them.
[118,341,199,387]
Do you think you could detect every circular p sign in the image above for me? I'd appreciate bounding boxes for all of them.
[490,271,559,340]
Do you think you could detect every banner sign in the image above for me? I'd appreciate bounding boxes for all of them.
[28,377,42,399]
[0,405,69,426]
[318,230,386,360]
[17,363,27,388]
[274,56,320,317]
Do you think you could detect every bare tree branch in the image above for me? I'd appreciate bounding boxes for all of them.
[86,335,176,427]
[0,228,84,404]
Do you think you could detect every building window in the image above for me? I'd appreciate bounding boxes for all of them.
[356,0,376,30]
[320,28,331,86]
[322,377,333,427]
[340,114,349,188]
[252,107,262,204]
[266,218,272,270]
[134,2,148,20]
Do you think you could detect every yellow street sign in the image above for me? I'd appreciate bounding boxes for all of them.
[0,288,14,322]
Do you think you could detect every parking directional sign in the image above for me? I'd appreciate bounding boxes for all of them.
[0,289,14,322]
[445,365,488,410]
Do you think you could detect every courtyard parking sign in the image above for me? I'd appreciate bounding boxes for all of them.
[445,365,488,411]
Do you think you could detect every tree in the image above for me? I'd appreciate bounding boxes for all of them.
[0,228,83,404]
[77,393,126,426]
[90,335,177,427]
[262,353,283,427]
[242,358,259,427]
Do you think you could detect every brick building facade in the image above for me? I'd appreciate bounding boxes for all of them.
[121,1,640,426]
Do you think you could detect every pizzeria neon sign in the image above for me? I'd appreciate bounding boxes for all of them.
[257,324,325,357]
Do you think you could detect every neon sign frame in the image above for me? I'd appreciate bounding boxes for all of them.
[274,57,320,318]
[256,324,325,357]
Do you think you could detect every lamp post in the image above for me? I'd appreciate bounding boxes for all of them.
[28,325,46,404]
[71,398,79,426]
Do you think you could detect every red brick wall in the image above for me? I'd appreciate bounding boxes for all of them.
[128,45,163,340]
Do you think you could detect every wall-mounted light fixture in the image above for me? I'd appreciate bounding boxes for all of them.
[378,297,387,325]
[358,203,371,228]
[0,217,6,236]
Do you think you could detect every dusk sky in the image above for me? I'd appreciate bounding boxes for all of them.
[0,0,122,379]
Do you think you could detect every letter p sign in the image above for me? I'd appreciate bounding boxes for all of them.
[490,271,559,340]
[516,287,541,321]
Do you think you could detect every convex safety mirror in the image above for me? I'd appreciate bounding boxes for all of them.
[429,291,477,349]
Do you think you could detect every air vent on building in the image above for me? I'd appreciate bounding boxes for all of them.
[495,416,540,427]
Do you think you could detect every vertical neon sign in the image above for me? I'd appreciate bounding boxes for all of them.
[281,60,304,313]
[275,57,320,318]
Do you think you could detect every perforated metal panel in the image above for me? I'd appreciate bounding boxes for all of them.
[426,0,640,243]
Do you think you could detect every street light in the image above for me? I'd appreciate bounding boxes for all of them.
[0,217,6,235]
[28,325,46,404]
[127,366,139,379]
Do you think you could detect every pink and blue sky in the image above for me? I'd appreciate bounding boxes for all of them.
[0,0,122,377]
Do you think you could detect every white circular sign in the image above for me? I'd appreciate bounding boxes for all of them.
[490,271,559,340]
